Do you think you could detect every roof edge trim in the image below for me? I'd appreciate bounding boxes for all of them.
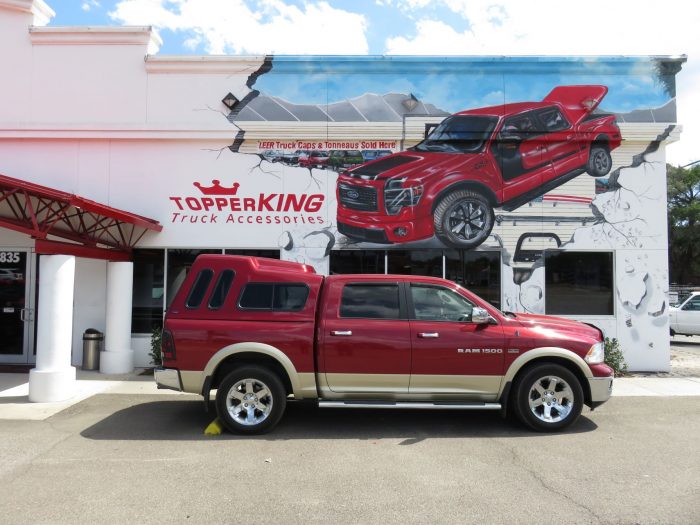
[0,0,54,25]
[30,25,162,53]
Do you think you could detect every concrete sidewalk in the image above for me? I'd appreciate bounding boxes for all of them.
[1,369,699,422]
[0,369,194,421]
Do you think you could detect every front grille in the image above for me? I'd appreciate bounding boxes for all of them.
[338,184,378,211]
[337,222,390,244]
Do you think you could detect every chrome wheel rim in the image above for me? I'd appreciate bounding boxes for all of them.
[528,375,574,423]
[225,378,273,426]
[593,149,610,173]
[447,200,488,241]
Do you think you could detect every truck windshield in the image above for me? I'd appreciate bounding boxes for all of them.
[412,115,498,154]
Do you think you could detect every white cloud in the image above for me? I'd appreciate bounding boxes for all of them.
[110,0,368,54]
[82,0,101,12]
[384,0,700,166]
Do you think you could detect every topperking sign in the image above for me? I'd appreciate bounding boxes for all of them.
[168,180,326,226]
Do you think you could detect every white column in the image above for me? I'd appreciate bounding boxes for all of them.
[100,261,134,374]
[28,255,76,402]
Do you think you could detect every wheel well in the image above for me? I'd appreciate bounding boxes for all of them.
[210,352,293,395]
[508,357,592,405]
[432,181,498,213]
[592,134,610,150]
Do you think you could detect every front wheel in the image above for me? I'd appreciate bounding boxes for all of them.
[215,366,286,434]
[433,190,495,249]
[587,145,612,177]
[512,364,584,432]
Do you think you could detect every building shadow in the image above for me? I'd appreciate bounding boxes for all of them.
[79,398,598,442]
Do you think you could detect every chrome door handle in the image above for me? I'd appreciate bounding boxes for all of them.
[331,330,352,336]
[418,332,439,338]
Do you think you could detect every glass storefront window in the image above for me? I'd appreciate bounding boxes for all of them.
[225,249,280,259]
[387,250,443,277]
[131,249,164,333]
[330,250,385,274]
[445,250,501,308]
[545,251,613,315]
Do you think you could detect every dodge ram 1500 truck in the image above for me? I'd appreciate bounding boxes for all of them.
[155,255,613,434]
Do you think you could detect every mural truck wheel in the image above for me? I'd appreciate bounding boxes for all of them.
[587,144,612,177]
[433,190,494,249]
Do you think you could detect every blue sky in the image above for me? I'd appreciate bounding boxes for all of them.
[255,56,671,114]
[53,1,472,55]
[45,0,698,164]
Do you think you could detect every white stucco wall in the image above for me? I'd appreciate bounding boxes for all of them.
[0,1,683,371]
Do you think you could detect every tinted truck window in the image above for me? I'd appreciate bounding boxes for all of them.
[410,284,474,322]
[186,269,214,308]
[239,283,309,311]
[208,270,235,310]
[339,284,400,319]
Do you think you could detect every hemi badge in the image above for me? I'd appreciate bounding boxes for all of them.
[507,348,520,354]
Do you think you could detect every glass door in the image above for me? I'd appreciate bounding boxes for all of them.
[0,249,35,364]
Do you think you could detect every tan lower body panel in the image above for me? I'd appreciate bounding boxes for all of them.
[409,374,502,397]
[324,373,410,393]
[318,373,501,401]
[296,373,318,399]
[181,370,501,402]
[179,370,204,394]
[180,370,319,399]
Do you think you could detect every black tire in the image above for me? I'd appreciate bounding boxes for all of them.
[512,364,584,432]
[433,190,494,249]
[215,366,286,435]
[587,144,612,177]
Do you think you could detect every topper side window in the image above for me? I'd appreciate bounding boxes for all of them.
[186,269,214,309]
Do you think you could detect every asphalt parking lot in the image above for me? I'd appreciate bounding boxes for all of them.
[1,393,699,524]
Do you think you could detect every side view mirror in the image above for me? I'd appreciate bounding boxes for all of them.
[471,307,490,324]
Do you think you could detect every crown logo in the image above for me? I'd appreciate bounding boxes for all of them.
[193,180,240,196]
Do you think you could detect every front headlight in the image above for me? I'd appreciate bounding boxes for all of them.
[585,341,605,364]
[384,177,423,215]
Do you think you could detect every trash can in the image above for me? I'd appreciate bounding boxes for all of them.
[82,328,104,370]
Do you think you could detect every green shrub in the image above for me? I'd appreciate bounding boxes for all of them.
[604,337,628,376]
[149,326,163,367]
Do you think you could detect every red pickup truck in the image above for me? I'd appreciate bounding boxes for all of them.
[155,255,614,434]
[336,85,621,249]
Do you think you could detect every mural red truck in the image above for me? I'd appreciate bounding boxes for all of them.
[336,85,622,248]
[155,255,614,434]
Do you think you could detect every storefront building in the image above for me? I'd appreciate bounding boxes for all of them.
[0,1,685,399]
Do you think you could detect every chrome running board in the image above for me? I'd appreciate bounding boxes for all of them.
[318,401,501,410]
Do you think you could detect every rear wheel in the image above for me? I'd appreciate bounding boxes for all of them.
[215,366,286,434]
[512,364,583,432]
[433,190,494,249]
[587,144,612,177]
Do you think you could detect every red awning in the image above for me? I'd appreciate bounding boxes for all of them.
[0,173,162,261]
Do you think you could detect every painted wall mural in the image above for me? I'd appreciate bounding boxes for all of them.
[154,55,682,371]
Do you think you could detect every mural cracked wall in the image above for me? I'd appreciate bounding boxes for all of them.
[157,55,683,371]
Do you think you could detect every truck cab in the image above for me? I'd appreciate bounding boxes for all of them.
[156,255,614,434]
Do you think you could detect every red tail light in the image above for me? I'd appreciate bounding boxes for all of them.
[161,330,176,361]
